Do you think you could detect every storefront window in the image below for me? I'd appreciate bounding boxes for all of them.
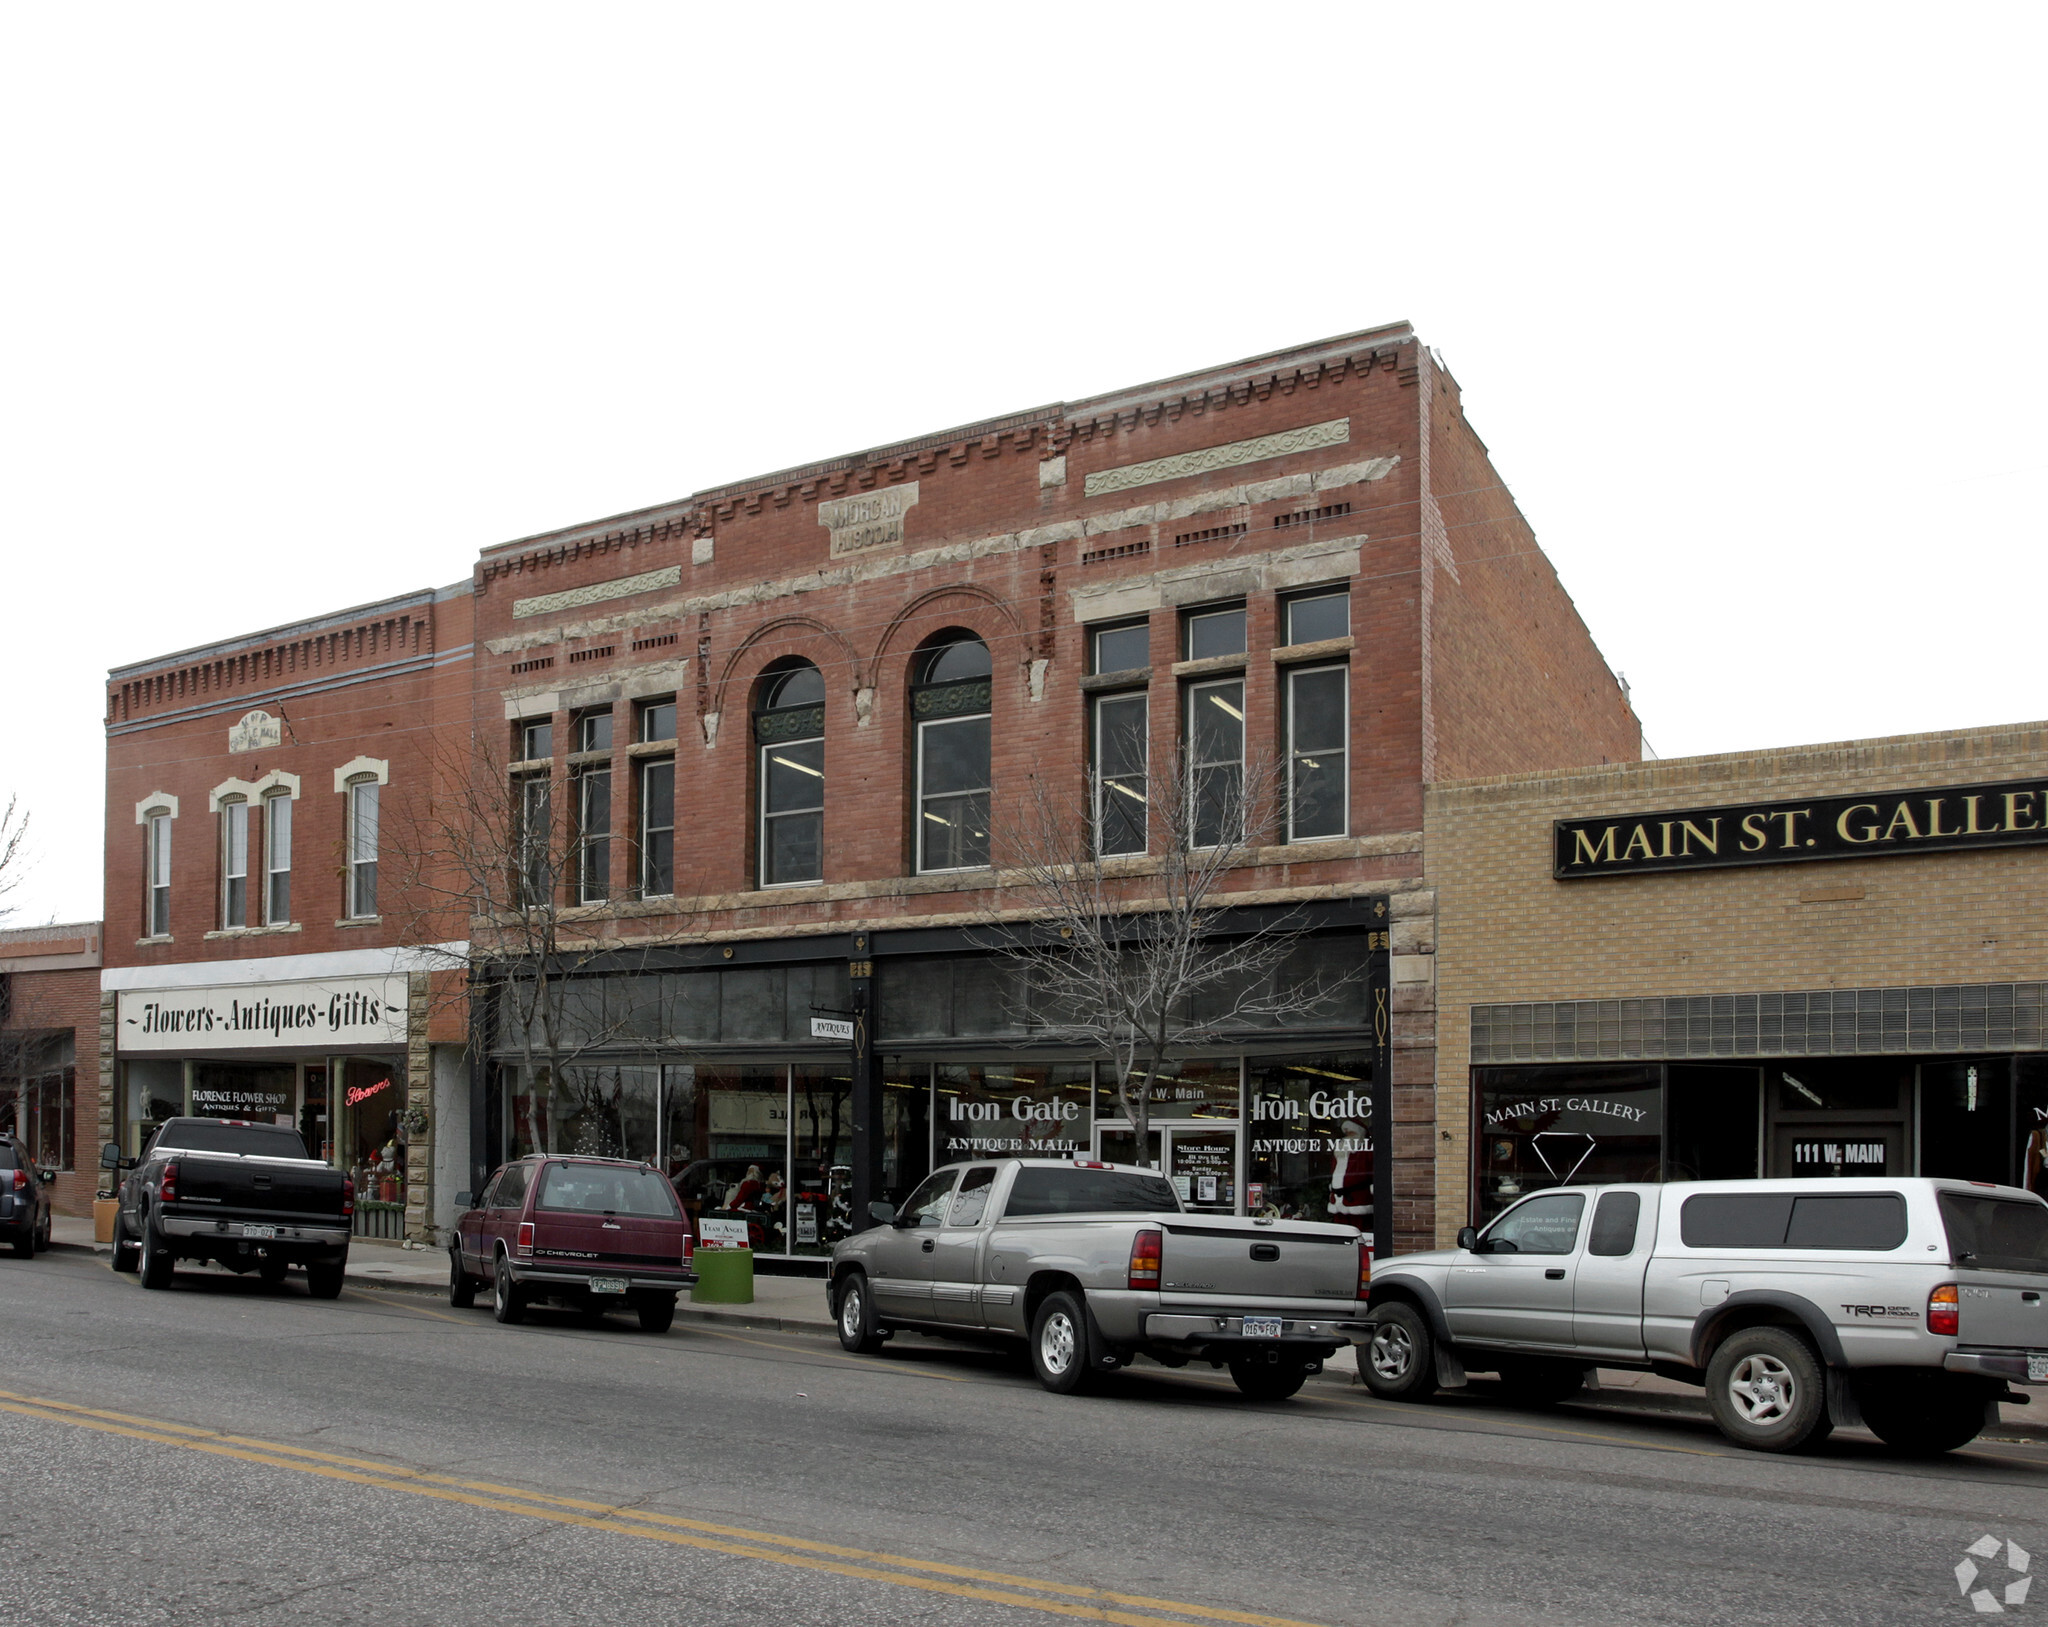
[1921,1058,2012,1185]
[1665,1065,1761,1182]
[125,1059,184,1153]
[937,1063,1091,1162]
[790,1064,852,1255]
[2017,1058,2048,1199]
[191,1061,295,1125]
[2,1036,76,1172]
[551,1063,660,1160]
[879,1057,932,1207]
[1246,1053,1374,1223]
[1098,1058,1239,1122]
[341,1059,405,1215]
[673,1066,788,1251]
[1473,1065,1662,1223]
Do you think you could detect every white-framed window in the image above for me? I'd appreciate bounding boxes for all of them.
[912,634,992,874]
[345,777,380,918]
[1285,664,1348,841]
[1285,589,1349,646]
[517,718,553,762]
[145,810,173,937]
[755,663,825,888]
[639,698,678,744]
[577,709,613,753]
[264,791,293,924]
[575,765,610,904]
[1186,677,1245,848]
[515,774,552,906]
[221,798,249,928]
[1091,620,1150,675]
[1092,691,1147,856]
[640,759,674,897]
[1185,604,1248,660]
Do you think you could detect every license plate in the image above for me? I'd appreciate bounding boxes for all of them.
[242,1225,277,1240]
[2028,1355,2047,1383]
[589,1276,628,1295]
[1242,1317,1283,1339]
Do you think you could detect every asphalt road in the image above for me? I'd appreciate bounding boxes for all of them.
[1,1246,2043,1627]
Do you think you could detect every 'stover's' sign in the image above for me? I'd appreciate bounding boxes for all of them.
[1554,777,2048,879]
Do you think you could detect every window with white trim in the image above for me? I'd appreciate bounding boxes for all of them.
[264,791,292,923]
[640,759,674,897]
[345,777,380,918]
[1187,677,1245,848]
[1284,589,1350,646]
[1092,691,1147,856]
[755,662,825,888]
[575,764,610,904]
[145,811,172,937]
[912,634,992,874]
[1285,665,1348,841]
[221,798,250,928]
[515,774,552,906]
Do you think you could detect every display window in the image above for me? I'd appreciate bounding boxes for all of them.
[1096,1058,1239,1122]
[341,1058,405,1235]
[790,1064,853,1255]
[1473,1065,1662,1223]
[1246,1053,1373,1223]
[672,1066,788,1251]
[937,1063,1091,1162]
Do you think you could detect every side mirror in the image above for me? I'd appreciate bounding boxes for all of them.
[453,1190,473,1210]
[867,1200,896,1226]
[99,1142,121,1170]
[1456,1226,1480,1251]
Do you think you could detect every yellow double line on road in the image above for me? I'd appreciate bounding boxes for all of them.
[0,1387,1324,1627]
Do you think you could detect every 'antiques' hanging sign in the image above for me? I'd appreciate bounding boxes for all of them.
[1555,777,2048,879]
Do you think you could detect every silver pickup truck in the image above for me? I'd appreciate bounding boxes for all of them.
[828,1158,1370,1399]
[1362,1176,2048,1453]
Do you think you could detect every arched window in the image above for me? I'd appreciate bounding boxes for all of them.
[755,660,826,887]
[911,631,992,873]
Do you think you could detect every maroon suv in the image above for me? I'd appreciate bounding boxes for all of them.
[451,1155,696,1331]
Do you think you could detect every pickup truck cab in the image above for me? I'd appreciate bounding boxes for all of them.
[451,1155,696,1332]
[111,1118,353,1296]
[828,1158,1371,1399]
[1363,1176,2048,1453]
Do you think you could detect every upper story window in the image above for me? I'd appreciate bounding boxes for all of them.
[515,773,552,907]
[1285,665,1348,841]
[144,809,173,937]
[220,798,250,928]
[1184,604,1247,661]
[638,698,678,744]
[640,758,674,898]
[574,760,610,904]
[1093,691,1148,857]
[1091,621,1150,675]
[345,778,380,918]
[754,661,825,888]
[1187,676,1245,848]
[577,710,613,754]
[518,718,553,762]
[264,790,292,924]
[1285,589,1349,646]
[912,631,992,874]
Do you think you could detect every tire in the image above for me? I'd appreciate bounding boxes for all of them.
[305,1261,344,1300]
[1494,1357,1591,1408]
[111,1213,140,1274]
[37,1215,51,1252]
[138,1214,175,1290]
[1705,1326,1829,1452]
[636,1294,676,1334]
[1230,1354,1310,1401]
[835,1272,884,1355]
[1029,1290,1095,1395]
[1359,1303,1438,1401]
[258,1257,289,1288]
[448,1249,478,1309]
[492,1255,526,1325]
[1858,1374,1989,1455]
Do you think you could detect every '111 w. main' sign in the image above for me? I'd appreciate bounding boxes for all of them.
[1554,777,2048,879]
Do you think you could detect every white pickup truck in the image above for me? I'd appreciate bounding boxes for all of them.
[827,1158,1371,1399]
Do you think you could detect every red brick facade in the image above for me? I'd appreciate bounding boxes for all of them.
[0,925,104,1216]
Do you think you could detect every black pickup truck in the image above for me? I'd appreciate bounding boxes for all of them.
[111,1118,354,1296]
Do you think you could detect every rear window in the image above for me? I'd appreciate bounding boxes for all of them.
[537,1162,680,1219]
[1681,1192,1906,1250]
[1003,1168,1180,1218]
[0,1144,15,1170]
[156,1122,310,1159]
[1939,1192,2048,1273]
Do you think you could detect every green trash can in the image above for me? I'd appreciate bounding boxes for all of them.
[692,1248,755,1304]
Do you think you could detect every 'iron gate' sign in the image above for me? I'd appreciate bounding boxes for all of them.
[1554,777,2048,879]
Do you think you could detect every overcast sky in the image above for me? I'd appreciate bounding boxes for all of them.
[3,5,2042,928]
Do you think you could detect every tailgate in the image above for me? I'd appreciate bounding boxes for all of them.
[176,1154,345,1219]
[1941,1190,2048,1347]
[1957,1271,2048,1349]
[534,1214,689,1270]
[1157,1220,1360,1303]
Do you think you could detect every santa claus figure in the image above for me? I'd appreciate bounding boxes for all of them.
[1327,1119,1373,1222]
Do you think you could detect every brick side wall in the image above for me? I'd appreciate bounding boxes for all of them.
[1427,719,2048,1244]
[1,964,104,1216]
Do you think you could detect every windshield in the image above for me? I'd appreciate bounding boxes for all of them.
[1939,1192,2048,1273]
[155,1121,310,1158]
[537,1162,680,1218]
[1002,1168,1181,1218]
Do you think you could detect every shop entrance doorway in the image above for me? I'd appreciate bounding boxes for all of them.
[1093,1124,1238,1212]
[1763,1060,1911,1179]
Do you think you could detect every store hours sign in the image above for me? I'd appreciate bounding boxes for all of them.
[1554,775,2048,879]
[117,975,408,1052]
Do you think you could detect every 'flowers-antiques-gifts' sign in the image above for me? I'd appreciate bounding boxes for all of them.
[117,976,408,1052]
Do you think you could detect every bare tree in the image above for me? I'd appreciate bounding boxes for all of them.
[0,795,31,924]
[986,749,1345,1165]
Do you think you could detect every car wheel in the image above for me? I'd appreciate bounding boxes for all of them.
[258,1256,289,1288]
[37,1215,51,1252]
[1858,1374,1990,1455]
[493,1255,526,1325]
[111,1213,141,1275]
[1494,1357,1591,1407]
[305,1261,345,1300]
[1029,1290,1095,1395]
[835,1272,884,1355]
[138,1214,175,1289]
[448,1249,478,1309]
[1705,1326,1829,1452]
[1230,1354,1310,1401]
[636,1294,676,1334]
[1359,1303,1438,1401]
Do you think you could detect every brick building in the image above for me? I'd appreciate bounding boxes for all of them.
[100,588,474,1245]
[459,323,1638,1259]
[0,922,103,1216]
[1428,719,2048,1244]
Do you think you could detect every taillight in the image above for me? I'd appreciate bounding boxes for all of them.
[682,1233,694,1264]
[1359,1240,1373,1297]
[341,1176,355,1217]
[9,1169,26,1193]
[160,1161,179,1203]
[516,1222,535,1258]
[1128,1228,1162,1290]
[1929,1283,1960,1337]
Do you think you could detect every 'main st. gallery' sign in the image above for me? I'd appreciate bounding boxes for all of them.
[1554,777,2048,879]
